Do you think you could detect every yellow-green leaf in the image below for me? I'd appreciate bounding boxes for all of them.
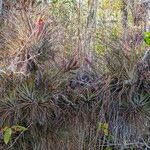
[11,125,27,132]
[99,122,109,136]
[4,128,12,144]
[2,126,9,132]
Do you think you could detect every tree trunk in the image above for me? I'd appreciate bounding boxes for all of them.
[83,0,98,69]
[121,0,128,45]
[0,0,2,20]
[121,0,128,29]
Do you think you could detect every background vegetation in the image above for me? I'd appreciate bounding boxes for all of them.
[0,0,150,149]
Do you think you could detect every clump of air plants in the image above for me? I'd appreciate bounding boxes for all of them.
[94,24,150,147]
[1,4,65,76]
[0,0,150,149]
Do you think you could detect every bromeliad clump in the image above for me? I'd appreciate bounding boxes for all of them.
[1,5,64,76]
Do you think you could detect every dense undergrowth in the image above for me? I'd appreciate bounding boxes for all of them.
[0,0,150,150]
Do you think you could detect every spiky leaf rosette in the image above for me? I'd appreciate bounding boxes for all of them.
[1,4,65,75]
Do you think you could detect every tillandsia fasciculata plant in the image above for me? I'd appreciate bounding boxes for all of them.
[0,0,150,150]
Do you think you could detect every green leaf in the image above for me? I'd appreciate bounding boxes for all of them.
[4,128,12,144]
[107,134,114,142]
[144,32,150,45]
[104,147,113,150]
[98,122,109,136]
[101,123,109,136]
[11,125,28,132]
[144,38,150,45]
[144,32,150,37]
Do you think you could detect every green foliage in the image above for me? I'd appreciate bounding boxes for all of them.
[104,147,113,150]
[11,125,28,132]
[2,125,27,145]
[51,0,76,23]
[107,134,114,142]
[144,32,150,45]
[101,0,122,11]
[98,122,109,136]
[3,128,12,144]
